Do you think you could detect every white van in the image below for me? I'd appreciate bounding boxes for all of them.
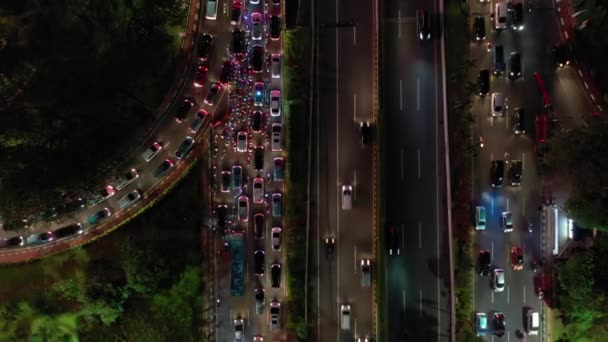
[526,309,540,335]
[340,304,351,330]
[341,185,352,210]
[205,0,218,20]
[495,2,507,30]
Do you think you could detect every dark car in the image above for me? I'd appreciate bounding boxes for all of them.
[251,110,264,132]
[190,109,209,134]
[197,33,214,61]
[273,157,284,181]
[205,82,222,105]
[217,204,228,231]
[251,45,264,73]
[87,208,111,225]
[508,52,522,79]
[221,170,231,192]
[220,60,233,84]
[26,231,54,245]
[416,9,432,40]
[479,250,491,276]
[271,263,281,288]
[255,288,265,314]
[193,66,208,88]
[54,223,83,238]
[509,160,523,186]
[512,108,525,134]
[553,43,571,68]
[254,146,264,171]
[4,236,24,247]
[154,159,175,179]
[478,69,490,96]
[493,313,506,337]
[174,97,196,123]
[174,136,195,160]
[230,0,242,25]
[360,121,371,145]
[254,250,265,276]
[254,213,264,239]
[510,3,524,31]
[270,15,281,40]
[491,160,505,187]
[493,45,505,75]
[231,29,246,54]
[474,16,486,41]
[325,237,335,258]
[387,225,400,256]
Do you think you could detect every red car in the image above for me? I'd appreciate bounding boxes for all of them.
[511,246,524,271]
[193,66,208,88]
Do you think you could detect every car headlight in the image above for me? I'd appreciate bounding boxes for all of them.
[419,32,423,39]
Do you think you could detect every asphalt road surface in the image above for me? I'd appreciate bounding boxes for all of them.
[470,0,595,340]
[313,0,376,340]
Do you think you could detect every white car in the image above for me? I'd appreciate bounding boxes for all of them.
[142,142,163,162]
[271,227,282,251]
[271,123,282,151]
[253,177,264,203]
[341,304,351,330]
[494,268,505,292]
[116,190,141,209]
[234,317,244,342]
[491,92,505,117]
[270,90,281,117]
[251,12,262,40]
[250,0,259,3]
[271,53,281,78]
[238,195,249,222]
[115,169,139,191]
[342,185,352,210]
[502,211,513,232]
[236,131,248,152]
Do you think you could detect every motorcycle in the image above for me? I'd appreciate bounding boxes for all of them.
[528,224,533,232]
[479,136,485,148]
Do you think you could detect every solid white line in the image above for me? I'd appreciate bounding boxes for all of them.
[400,80,403,111]
[491,197,495,215]
[523,285,526,304]
[418,222,422,248]
[398,9,401,40]
[417,149,421,179]
[417,78,420,111]
[315,9,321,338]
[353,26,356,46]
[491,289,494,304]
[402,289,406,310]
[354,93,357,121]
[507,286,510,304]
[419,290,423,317]
[401,149,404,179]
[491,241,494,260]
[354,318,358,338]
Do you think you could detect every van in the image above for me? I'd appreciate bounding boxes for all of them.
[495,2,507,30]
[526,309,540,335]
[341,185,352,210]
[475,206,487,230]
[340,304,351,330]
[493,45,505,75]
[205,0,218,20]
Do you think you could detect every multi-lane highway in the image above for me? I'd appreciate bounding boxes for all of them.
[470,0,595,340]
[313,0,377,340]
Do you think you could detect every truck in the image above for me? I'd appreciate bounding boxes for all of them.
[229,232,246,296]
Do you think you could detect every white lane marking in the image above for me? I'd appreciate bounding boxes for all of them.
[354,93,357,121]
[507,286,510,304]
[354,318,358,338]
[335,0,340,338]
[491,241,494,261]
[417,149,421,179]
[401,149,404,179]
[522,152,526,170]
[417,78,421,111]
[400,80,403,111]
[419,290,423,317]
[491,197,494,215]
[353,26,356,46]
[491,289,494,304]
[354,170,358,200]
[523,285,526,304]
[507,198,510,211]
[523,197,526,217]
[418,222,422,249]
[490,116,494,127]
[398,9,401,40]
[490,153,494,162]
[354,245,358,274]
[402,289,406,310]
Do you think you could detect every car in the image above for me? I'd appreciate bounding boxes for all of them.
[273,157,284,181]
[254,213,265,239]
[360,259,371,287]
[251,12,262,40]
[271,123,282,151]
[217,204,228,231]
[238,195,249,222]
[360,121,371,145]
[234,317,244,341]
[204,82,222,105]
[511,246,524,270]
[271,0,280,10]
[175,136,195,160]
[206,0,218,20]
[251,45,264,73]
[271,263,281,288]
[502,211,513,232]
[87,185,116,206]
[26,231,54,245]
[236,131,248,152]
[494,268,505,292]
[54,223,83,238]
[512,107,525,134]
[253,336,264,342]
[142,142,163,162]
[525,309,540,335]
[340,304,351,330]
[232,165,242,190]
[270,15,281,40]
[325,237,336,258]
[219,60,233,84]
[476,312,488,336]
[87,208,111,225]
[416,9,432,40]
[478,69,490,96]
[553,43,571,68]
[193,66,208,88]
[270,300,281,331]
[196,33,213,61]
[231,0,242,25]
[493,45,506,75]
[491,160,504,187]
[251,110,264,132]
[495,1,508,30]
[511,3,524,31]
[254,249,265,276]
[508,52,522,79]
[479,250,491,276]
[174,97,196,123]
[271,227,282,251]
[491,92,505,116]
[271,53,281,78]
[255,288,265,314]
[387,225,400,255]
[190,109,209,133]
[4,236,24,247]
[221,170,231,193]
[474,16,486,41]
[272,193,282,217]
[270,90,281,116]
[254,82,265,106]
[254,146,264,171]
[493,312,506,337]
[115,169,139,191]
[231,29,246,54]
[117,190,141,209]
[250,0,259,4]
[342,185,352,210]
[154,159,174,179]
[509,160,523,186]
[253,177,264,203]
[475,206,487,230]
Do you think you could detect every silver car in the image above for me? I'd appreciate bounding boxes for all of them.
[236,131,248,152]
[360,259,371,287]
[270,300,281,331]
[115,169,139,191]
[271,53,281,78]
[251,12,262,40]
[234,317,244,342]
[270,90,281,116]
[271,227,282,251]
[117,190,141,209]
[253,177,264,203]
[271,123,282,151]
[142,142,163,162]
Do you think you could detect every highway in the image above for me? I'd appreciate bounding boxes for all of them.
[470,0,595,340]
[381,0,451,340]
[313,0,377,340]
